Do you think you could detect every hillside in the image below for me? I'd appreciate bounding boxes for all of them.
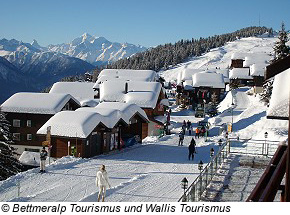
[107,26,272,71]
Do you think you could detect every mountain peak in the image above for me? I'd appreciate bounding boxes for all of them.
[81,33,94,43]
[31,39,40,46]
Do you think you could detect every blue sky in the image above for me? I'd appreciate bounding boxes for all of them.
[1,0,289,47]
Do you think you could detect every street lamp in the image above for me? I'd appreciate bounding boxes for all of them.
[181,177,188,201]
[264,132,268,156]
[218,139,222,147]
[198,160,203,198]
[198,160,203,173]
[210,147,214,158]
[231,102,234,132]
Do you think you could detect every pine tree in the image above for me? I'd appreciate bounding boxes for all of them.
[272,22,289,62]
[260,79,274,105]
[0,108,23,181]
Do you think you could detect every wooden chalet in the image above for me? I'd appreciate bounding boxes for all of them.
[0,93,80,155]
[191,72,226,105]
[229,68,254,87]
[37,103,149,158]
[230,53,247,68]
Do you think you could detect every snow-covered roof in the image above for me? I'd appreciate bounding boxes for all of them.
[80,99,100,107]
[37,111,107,138]
[96,102,149,123]
[231,53,248,60]
[216,69,229,77]
[76,107,124,128]
[93,69,157,89]
[1,93,80,114]
[49,82,95,104]
[37,101,149,138]
[243,53,271,67]
[267,68,290,119]
[99,80,162,108]
[192,72,225,89]
[229,68,253,80]
[177,68,203,84]
[250,63,267,77]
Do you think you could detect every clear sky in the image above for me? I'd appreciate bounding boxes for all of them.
[1,0,289,47]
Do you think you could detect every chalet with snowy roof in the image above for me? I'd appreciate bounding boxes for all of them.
[229,68,253,86]
[249,63,268,93]
[99,80,168,136]
[191,71,225,104]
[0,93,80,155]
[93,69,158,98]
[175,68,203,107]
[37,103,148,158]
[230,53,247,68]
[49,82,98,107]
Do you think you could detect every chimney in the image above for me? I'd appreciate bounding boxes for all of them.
[125,82,128,94]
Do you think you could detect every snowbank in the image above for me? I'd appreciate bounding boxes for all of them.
[267,68,290,119]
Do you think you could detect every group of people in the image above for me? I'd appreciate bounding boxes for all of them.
[195,126,207,138]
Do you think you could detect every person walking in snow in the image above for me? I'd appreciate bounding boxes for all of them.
[39,147,48,173]
[201,126,206,137]
[178,131,184,146]
[195,127,200,139]
[96,164,111,202]
[186,120,191,130]
[188,138,196,160]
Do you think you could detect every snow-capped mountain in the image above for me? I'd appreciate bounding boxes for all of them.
[46,33,147,65]
[0,38,95,103]
[0,56,33,102]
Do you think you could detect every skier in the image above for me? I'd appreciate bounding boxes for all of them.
[178,131,184,146]
[188,138,196,160]
[39,147,48,173]
[96,164,111,202]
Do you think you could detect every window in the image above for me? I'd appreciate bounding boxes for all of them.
[27,134,32,141]
[27,120,32,127]
[13,119,20,127]
[12,133,20,141]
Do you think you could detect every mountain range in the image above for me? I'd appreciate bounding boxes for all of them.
[0,34,146,103]
[45,33,147,65]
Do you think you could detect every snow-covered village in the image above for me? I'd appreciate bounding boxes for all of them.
[0,1,290,209]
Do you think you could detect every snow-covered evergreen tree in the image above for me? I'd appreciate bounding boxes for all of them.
[272,22,289,62]
[0,108,23,181]
[260,78,274,105]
